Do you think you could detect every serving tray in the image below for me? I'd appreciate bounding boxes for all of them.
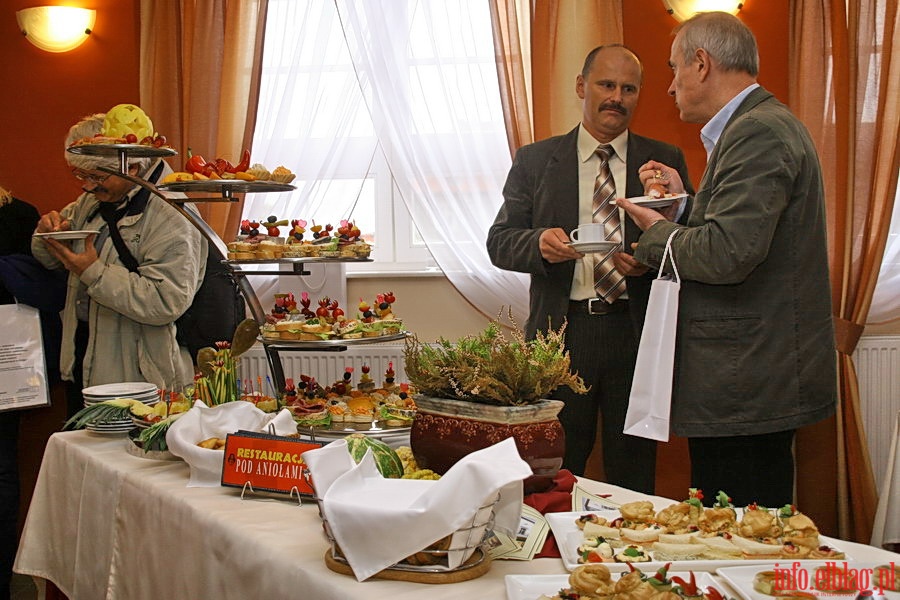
[67,143,177,159]
[258,331,408,348]
[158,180,295,196]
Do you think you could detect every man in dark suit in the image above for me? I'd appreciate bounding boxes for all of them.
[486,45,693,493]
[620,12,836,506]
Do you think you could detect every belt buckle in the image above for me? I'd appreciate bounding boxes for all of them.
[587,298,604,315]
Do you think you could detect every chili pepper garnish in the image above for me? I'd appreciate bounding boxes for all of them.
[672,572,698,596]
[705,586,725,600]
[230,149,251,173]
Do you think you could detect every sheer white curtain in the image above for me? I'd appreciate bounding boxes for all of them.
[870,185,900,323]
[247,0,529,320]
[335,0,528,319]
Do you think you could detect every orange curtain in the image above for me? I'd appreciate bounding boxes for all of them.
[138,0,268,240]
[791,0,900,542]
[531,0,623,141]
[489,0,534,156]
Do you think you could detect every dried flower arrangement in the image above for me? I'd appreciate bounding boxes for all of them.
[403,310,588,406]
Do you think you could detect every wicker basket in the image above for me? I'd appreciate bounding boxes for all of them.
[308,476,498,574]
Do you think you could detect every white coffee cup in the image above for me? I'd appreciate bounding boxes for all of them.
[570,223,605,243]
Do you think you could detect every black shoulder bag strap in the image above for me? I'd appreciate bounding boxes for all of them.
[99,162,165,274]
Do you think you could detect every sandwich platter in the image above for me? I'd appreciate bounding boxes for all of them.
[546,510,850,573]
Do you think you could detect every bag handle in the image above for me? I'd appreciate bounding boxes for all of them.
[657,229,680,283]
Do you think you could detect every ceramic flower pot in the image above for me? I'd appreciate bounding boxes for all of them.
[410,396,565,494]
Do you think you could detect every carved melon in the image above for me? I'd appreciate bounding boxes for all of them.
[344,433,404,479]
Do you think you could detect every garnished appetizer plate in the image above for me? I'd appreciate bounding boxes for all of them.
[546,510,850,573]
[612,192,688,209]
[716,562,900,600]
[33,230,99,241]
[504,571,721,600]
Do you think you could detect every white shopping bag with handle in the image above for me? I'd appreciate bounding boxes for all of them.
[623,229,680,442]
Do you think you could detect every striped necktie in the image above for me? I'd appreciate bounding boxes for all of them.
[592,144,624,303]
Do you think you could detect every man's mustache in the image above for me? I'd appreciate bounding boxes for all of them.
[600,103,626,115]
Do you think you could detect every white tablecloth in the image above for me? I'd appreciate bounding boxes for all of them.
[872,409,900,548]
[15,431,900,600]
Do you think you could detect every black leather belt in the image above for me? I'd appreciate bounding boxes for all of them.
[569,298,629,315]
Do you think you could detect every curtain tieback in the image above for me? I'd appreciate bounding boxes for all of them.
[834,316,865,355]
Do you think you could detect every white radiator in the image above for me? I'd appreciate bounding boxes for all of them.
[854,335,900,494]
[237,343,408,393]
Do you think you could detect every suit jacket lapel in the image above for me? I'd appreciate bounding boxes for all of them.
[547,127,581,233]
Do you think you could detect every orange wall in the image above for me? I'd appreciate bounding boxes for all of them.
[1,0,790,522]
[0,0,140,215]
[0,1,789,217]
[1,0,142,550]
[624,0,790,191]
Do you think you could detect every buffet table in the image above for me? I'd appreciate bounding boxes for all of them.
[14,431,900,600]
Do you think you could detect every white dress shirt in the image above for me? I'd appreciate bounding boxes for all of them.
[571,124,629,301]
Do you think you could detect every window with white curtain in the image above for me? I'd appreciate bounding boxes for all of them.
[244,0,507,275]
[862,3,900,324]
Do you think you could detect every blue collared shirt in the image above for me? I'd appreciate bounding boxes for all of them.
[700,83,760,159]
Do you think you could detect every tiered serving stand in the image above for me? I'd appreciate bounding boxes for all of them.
[68,143,396,393]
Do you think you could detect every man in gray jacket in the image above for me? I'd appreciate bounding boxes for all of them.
[487,45,693,493]
[33,114,206,417]
[619,12,836,506]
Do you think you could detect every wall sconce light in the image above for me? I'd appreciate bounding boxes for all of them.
[16,6,96,53]
[661,0,743,22]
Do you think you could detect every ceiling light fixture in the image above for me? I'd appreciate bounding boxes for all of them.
[661,0,743,23]
[16,6,96,53]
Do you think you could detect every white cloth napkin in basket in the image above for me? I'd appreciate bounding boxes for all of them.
[301,437,531,581]
[166,400,298,486]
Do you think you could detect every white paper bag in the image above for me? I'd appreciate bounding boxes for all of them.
[0,302,50,412]
[623,229,680,442]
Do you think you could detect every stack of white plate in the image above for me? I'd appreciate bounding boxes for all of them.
[82,382,160,434]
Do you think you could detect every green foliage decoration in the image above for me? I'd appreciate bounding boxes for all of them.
[403,311,588,406]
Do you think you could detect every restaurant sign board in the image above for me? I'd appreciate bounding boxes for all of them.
[221,430,323,496]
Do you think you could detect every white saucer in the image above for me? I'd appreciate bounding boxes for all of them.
[33,230,99,241]
[567,240,618,253]
[613,192,688,209]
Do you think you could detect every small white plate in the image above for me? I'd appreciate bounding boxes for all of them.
[505,571,722,600]
[86,426,133,436]
[716,562,899,600]
[33,230,99,241]
[613,192,689,209]
[505,574,567,600]
[567,241,619,254]
[82,382,158,397]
